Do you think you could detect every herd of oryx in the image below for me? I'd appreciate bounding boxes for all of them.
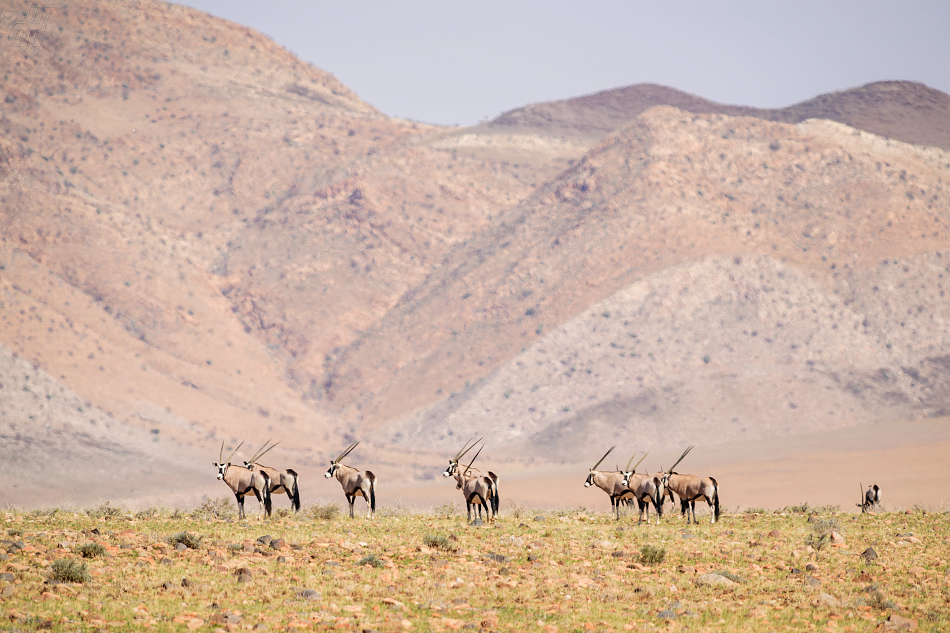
[212,438,884,522]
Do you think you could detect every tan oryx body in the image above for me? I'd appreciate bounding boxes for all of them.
[620,453,663,525]
[244,439,301,512]
[213,442,272,519]
[584,446,633,520]
[443,438,500,517]
[860,483,881,513]
[657,447,720,524]
[454,444,496,523]
[325,442,376,518]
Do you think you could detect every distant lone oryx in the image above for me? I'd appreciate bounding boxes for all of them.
[656,446,720,524]
[214,441,272,519]
[325,441,376,518]
[443,438,499,517]
[244,438,301,512]
[453,443,497,524]
[860,483,881,513]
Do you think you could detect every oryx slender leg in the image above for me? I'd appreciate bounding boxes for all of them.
[235,493,246,520]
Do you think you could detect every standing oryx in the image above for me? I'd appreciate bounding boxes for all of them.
[453,444,497,524]
[584,446,632,520]
[656,446,720,524]
[325,441,376,518]
[243,438,301,512]
[860,483,881,513]
[620,452,663,525]
[213,441,272,519]
[443,438,499,517]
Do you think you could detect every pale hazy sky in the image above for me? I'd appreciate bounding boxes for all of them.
[178,1,950,127]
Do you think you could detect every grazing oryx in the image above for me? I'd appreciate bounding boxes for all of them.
[860,483,881,513]
[325,441,376,518]
[657,446,720,524]
[584,446,632,520]
[213,441,272,519]
[443,438,499,517]
[453,444,497,524]
[620,452,663,525]
[243,438,301,512]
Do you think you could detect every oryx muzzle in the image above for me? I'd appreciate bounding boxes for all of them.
[325,441,376,518]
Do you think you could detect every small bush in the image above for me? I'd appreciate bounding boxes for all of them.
[191,497,234,520]
[50,559,90,583]
[77,543,106,558]
[423,534,457,552]
[135,507,159,520]
[433,502,459,518]
[167,532,203,550]
[639,544,666,565]
[85,501,123,519]
[306,502,340,521]
[357,553,384,568]
[7,528,22,537]
[805,533,829,551]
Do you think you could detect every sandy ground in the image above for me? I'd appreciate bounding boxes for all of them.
[385,417,950,513]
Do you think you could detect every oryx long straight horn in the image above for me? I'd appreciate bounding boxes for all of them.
[325,441,376,519]
[452,442,496,524]
[585,446,631,521]
[443,437,483,478]
[244,439,300,512]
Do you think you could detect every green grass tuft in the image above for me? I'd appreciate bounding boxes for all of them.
[639,544,666,565]
[357,553,385,568]
[166,531,203,549]
[77,543,106,558]
[49,559,90,583]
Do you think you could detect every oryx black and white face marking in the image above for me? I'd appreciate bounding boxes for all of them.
[325,463,339,479]
[584,471,596,487]
[621,471,633,487]
[443,460,459,477]
[214,462,229,480]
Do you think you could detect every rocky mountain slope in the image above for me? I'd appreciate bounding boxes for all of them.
[2,0,949,501]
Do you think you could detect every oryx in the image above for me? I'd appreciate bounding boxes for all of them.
[620,452,663,525]
[584,446,632,520]
[213,441,272,519]
[656,446,720,524]
[453,444,496,524]
[243,438,301,512]
[860,483,881,513]
[325,441,376,518]
[443,438,499,517]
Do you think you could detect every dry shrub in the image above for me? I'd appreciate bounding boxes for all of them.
[50,559,90,583]
[77,543,106,558]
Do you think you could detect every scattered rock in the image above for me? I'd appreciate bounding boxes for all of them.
[252,624,268,632]
[469,519,483,527]
[885,614,918,630]
[805,563,819,572]
[161,581,176,591]
[829,531,845,545]
[0,572,15,582]
[210,611,242,625]
[632,586,655,598]
[611,551,625,558]
[677,565,696,574]
[790,568,802,575]
[695,573,736,588]
[277,556,287,564]
[485,553,510,564]
[591,540,614,549]
[527,554,539,562]
[768,529,783,538]
[181,578,193,587]
[270,538,286,550]
[256,535,272,547]
[1,585,15,597]
[295,588,321,601]
[233,568,252,581]
[533,516,545,522]
[861,547,879,562]
[680,532,694,539]
[159,557,173,565]
[817,593,838,607]
[657,609,677,620]
[805,576,822,587]
[175,543,187,551]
